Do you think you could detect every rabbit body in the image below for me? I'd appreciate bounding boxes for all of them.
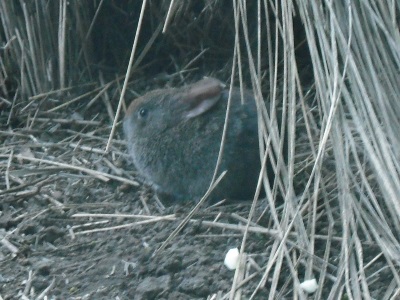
[123,78,261,202]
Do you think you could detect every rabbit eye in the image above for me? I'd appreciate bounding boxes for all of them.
[138,108,148,118]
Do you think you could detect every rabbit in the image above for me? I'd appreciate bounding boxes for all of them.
[123,77,263,203]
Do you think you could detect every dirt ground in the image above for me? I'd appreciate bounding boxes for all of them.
[0,110,291,299]
[0,167,291,299]
[0,91,393,300]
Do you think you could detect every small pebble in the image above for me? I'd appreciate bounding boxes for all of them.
[299,278,318,293]
[224,248,239,270]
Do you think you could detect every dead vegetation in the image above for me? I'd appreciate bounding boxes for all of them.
[1,0,400,299]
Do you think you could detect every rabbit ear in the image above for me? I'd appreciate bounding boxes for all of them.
[182,78,225,119]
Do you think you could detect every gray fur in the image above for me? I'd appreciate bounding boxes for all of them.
[123,78,261,202]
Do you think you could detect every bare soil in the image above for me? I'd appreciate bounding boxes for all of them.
[0,110,282,299]
[0,93,392,299]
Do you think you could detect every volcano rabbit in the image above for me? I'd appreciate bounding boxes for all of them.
[123,77,262,202]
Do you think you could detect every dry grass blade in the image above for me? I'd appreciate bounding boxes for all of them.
[1,154,138,186]
[1,0,399,298]
[107,0,148,152]
[295,0,400,298]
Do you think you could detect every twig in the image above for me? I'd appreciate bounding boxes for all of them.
[2,154,139,186]
[31,118,101,126]
[106,0,148,152]
[36,277,55,300]
[0,238,19,255]
[73,215,175,235]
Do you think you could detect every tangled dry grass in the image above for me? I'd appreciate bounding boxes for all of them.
[1,0,400,299]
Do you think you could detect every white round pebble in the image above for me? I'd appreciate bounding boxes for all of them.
[299,278,318,293]
[224,248,240,270]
